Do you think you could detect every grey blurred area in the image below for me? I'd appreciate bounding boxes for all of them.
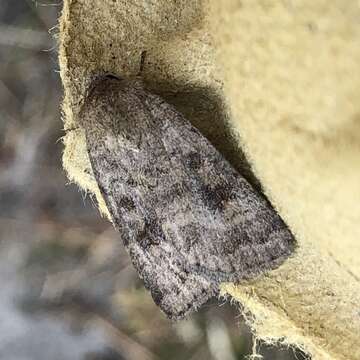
[0,1,309,359]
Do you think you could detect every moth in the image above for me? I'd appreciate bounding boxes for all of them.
[80,74,295,320]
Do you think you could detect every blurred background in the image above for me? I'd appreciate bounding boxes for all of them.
[0,1,309,359]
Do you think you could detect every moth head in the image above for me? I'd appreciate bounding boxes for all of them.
[79,74,147,143]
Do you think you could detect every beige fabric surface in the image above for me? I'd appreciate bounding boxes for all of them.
[59,1,360,359]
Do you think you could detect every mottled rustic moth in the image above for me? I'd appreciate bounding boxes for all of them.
[80,73,295,320]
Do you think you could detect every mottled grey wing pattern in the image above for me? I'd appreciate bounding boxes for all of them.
[81,76,295,319]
